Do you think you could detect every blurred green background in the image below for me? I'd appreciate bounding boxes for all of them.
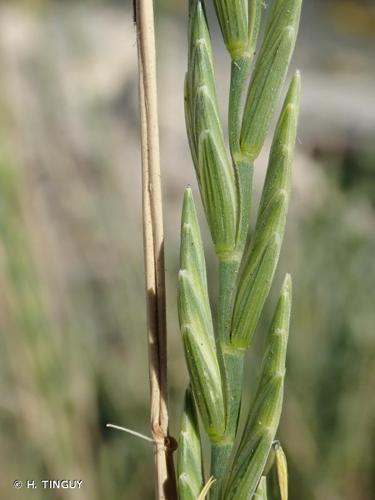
[0,0,374,499]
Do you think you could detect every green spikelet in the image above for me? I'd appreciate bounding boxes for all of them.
[224,275,292,499]
[178,188,225,441]
[213,1,262,59]
[231,72,300,349]
[185,0,238,258]
[213,0,248,58]
[240,0,302,160]
[178,387,204,500]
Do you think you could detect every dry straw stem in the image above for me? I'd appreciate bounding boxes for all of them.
[134,0,177,498]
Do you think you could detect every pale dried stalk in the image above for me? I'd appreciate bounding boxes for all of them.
[135,1,176,498]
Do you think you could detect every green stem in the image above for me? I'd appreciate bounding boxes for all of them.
[235,158,253,253]
[217,164,253,350]
[211,156,253,500]
[217,158,252,433]
[222,346,245,438]
[229,55,252,157]
[217,257,241,345]
[210,439,234,500]
[209,349,245,499]
[210,45,254,500]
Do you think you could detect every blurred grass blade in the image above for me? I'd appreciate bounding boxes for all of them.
[178,188,225,440]
[240,0,302,160]
[224,275,292,499]
[185,0,238,258]
[231,73,300,348]
[178,387,204,500]
[254,476,268,500]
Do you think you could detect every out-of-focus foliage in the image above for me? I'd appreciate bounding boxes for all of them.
[0,1,374,500]
[280,180,375,500]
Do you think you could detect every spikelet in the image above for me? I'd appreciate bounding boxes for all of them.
[185,0,238,258]
[224,276,292,499]
[178,188,225,440]
[240,0,302,160]
[213,0,262,59]
[177,387,204,500]
[231,72,300,349]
